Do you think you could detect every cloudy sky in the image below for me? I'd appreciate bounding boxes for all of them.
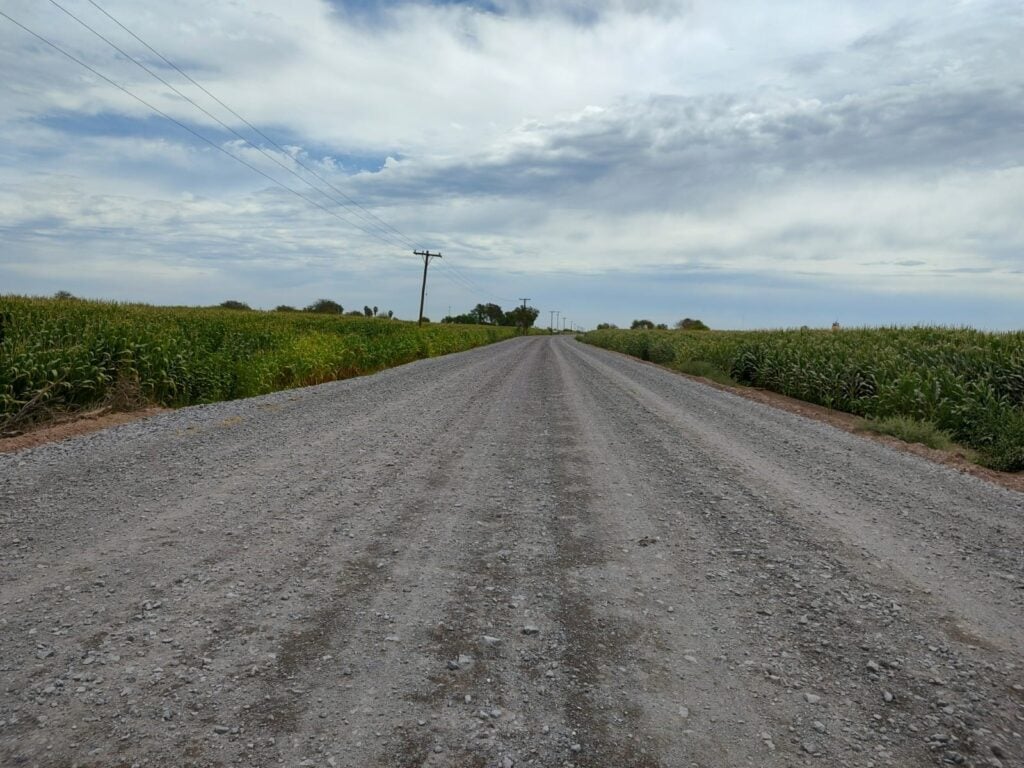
[1,0,1022,328]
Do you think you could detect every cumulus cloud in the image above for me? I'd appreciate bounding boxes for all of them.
[0,0,1021,326]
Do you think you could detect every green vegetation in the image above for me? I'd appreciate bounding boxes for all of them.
[674,359,736,387]
[0,295,516,429]
[442,302,540,333]
[856,416,959,452]
[580,326,1024,471]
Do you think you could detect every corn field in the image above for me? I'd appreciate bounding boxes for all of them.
[581,326,1024,471]
[0,296,516,429]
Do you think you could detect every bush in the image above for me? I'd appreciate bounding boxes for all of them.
[304,299,343,314]
[676,318,710,330]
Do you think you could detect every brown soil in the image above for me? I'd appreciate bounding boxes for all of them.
[0,406,168,453]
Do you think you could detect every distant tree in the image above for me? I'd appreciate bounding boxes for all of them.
[275,305,298,312]
[596,322,618,330]
[373,306,378,317]
[304,299,343,314]
[631,319,655,330]
[469,302,505,325]
[420,316,430,323]
[655,323,669,330]
[443,313,478,324]
[507,305,540,334]
[675,318,709,330]
[346,310,364,316]
[386,310,394,319]
[219,300,251,310]
[363,305,373,317]
[53,290,75,300]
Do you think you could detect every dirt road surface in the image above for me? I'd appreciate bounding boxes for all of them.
[2,336,1022,767]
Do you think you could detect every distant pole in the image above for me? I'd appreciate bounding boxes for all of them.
[413,250,442,326]
[554,310,560,333]
[517,297,531,334]
[549,310,555,333]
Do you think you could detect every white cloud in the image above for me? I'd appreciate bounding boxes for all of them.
[0,0,1021,325]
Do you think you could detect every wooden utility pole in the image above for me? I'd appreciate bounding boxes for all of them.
[517,298,531,334]
[413,250,442,326]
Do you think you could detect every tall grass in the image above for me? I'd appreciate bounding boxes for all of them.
[580,326,1024,471]
[0,296,516,427]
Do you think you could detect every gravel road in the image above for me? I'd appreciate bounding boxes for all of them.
[2,336,1022,768]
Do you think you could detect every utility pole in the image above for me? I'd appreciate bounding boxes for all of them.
[554,310,560,333]
[549,310,556,333]
[516,298,531,334]
[413,250,442,326]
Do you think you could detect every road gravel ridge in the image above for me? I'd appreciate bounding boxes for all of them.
[1,336,1021,767]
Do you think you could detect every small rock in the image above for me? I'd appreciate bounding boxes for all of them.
[481,635,502,646]
[812,720,825,733]
[803,693,821,704]
[570,743,582,753]
[501,757,514,768]
[446,660,460,671]
[802,741,819,755]
[213,725,230,734]
[883,691,894,703]
[522,625,540,636]
[866,660,881,673]
[678,706,689,719]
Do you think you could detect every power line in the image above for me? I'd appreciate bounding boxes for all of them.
[434,260,516,305]
[0,9,414,256]
[3,6,521,314]
[44,0,412,252]
[81,0,419,251]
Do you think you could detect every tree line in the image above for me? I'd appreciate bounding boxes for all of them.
[219,299,395,319]
[595,318,710,331]
[442,302,540,333]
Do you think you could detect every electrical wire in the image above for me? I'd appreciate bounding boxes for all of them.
[435,259,516,305]
[44,0,412,252]
[81,0,419,251]
[0,10,421,256]
[4,7,524,308]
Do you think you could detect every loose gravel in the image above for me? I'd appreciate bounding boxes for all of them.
[1,336,1021,767]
